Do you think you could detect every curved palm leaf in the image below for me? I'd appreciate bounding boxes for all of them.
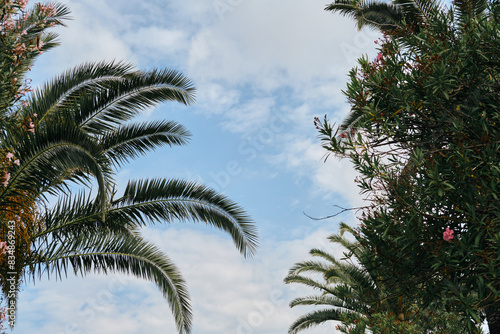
[1,122,113,206]
[289,309,350,334]
[111,178,258,257]
[76,67,195,134]
[34,179,259,258]
[285,274,337,295]
[100,120,191,167]
[31,231,192,334]
[326,0,406,31]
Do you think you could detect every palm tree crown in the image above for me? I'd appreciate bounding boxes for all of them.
[1,36,257,334]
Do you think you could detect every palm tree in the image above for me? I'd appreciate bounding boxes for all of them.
[0,40,257,334]
[284,223,476,334]
[284,223,394,333]
[325,0,440,32]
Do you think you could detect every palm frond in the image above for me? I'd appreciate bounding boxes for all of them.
[110,178,258,257]
[31,232,192,334]
[309,248,343,266]
[2,123,113,204]
[288,309,353,334]
[33,191,133,241]
[100,120,191,167]
[326,0,404,31]
[286,260,332,276]
[290,294,350,308]
[77,68,196,135]
[24,61,135,125]
[284,274,336,295]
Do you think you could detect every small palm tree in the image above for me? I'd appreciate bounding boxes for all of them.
[284,223,390,333]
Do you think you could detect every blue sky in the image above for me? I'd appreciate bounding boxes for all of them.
[9,1,382,333]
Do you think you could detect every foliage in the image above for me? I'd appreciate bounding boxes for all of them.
[0,0,69,122]
[325,0,446,33]
[285,224,476,333]
[0,1,258,333]
[316,0,499,331]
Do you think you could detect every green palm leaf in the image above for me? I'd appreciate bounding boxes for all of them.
[289,309,352,334]
[100,120,191,167]
[2,122,113,204]
[77,68,196,134]
[112,178,258,257]
[31,231,192,334]
[25,61,134,125]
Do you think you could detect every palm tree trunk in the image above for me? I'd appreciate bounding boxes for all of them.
[487,305,500,334]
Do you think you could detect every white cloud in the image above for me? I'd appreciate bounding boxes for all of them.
[195,83,241,115]
[221,98,276,134]
[186,0,378,89]
[38,0,134,71]
[125,27,187,53]
[271,134,365,208]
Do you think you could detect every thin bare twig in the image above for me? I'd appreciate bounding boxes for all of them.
[304,204,370,221]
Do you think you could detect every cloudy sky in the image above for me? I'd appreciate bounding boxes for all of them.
[10,1,381,333]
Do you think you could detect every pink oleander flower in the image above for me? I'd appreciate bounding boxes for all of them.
[14,159,20,166]
[13,43,26,54]
[3,172,11,187]
[5,152,14,160]
[0,242,7,255]
[340,132,347,138]
[376,53,383,61]
[29,121,34,128]
[443,227,454,241]
[5,20,15,30]
[19,0,29,9]
[33,113,37,117]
